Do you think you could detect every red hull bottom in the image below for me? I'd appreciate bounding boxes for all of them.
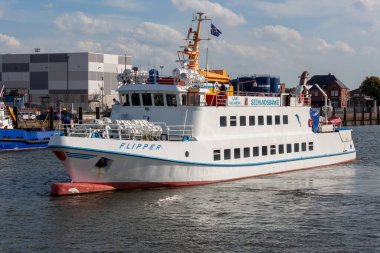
[51,158,355,196]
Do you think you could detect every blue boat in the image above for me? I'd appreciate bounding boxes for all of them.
[0,86,56,151]
[0,128,55,151]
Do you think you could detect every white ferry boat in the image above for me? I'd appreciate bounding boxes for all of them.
[48,13,356,195]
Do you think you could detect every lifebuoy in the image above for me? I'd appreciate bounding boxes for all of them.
[214,82,219,91]
[308,118,312,127]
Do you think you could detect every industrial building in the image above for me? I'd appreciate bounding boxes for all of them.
[0,52,132,111]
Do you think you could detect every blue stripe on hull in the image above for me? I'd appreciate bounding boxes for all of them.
[50,145,356,167]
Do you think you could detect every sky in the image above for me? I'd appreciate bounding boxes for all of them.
[1,0,380,88]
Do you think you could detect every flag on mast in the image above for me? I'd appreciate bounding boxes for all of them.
[211,23,222,37]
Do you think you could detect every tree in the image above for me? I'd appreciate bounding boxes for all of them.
[360,76,380,103]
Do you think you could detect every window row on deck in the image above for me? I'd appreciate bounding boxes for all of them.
[213,142,314,161]
[220,115,289,127]
[120,93,202,107]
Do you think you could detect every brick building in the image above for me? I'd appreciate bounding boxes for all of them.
[307,74,350,108]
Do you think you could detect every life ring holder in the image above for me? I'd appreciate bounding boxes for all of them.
[214,82,219,91]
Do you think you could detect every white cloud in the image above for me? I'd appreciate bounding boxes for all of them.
[101,0,138,10]
[77,41,103,52]
[353,0,380,11]
[252,25,303,43]
[43,3,54,9]
[0,34,21,47]
[134,22,183,45]
[55,12,111,34]
[171,0,246,26]
[209,40,278,60]
[312,38,356,54]
[254,0,352,17]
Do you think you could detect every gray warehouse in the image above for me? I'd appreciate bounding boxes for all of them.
[0,52,132,111]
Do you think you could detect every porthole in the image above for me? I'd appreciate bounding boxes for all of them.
[185,151,189,157]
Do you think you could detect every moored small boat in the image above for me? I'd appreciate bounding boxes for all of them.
[0,85,55,151]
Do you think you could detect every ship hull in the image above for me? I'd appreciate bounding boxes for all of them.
[49,130,356,194]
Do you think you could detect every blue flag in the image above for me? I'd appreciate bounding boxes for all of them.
[211,23,222,37]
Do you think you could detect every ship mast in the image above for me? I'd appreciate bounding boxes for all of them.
[178,12,209,70]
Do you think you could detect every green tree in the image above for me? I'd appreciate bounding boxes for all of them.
[360,76,380,103]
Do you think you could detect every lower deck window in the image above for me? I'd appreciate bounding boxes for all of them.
[279,144,284,154]
[253,147,259,156]
[234,148,241,159]
[302,142,307,151]
[262,146,268,156]
[230,116,237,126]
[308,142,314,151]
[224,149,231,160]
[287,144,292,153]
[294,143,300,152]
[213,150,221,161]
[244,147,250,158]
[270,145,276,155]
[220,116,227,127]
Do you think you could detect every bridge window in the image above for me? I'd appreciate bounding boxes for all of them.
[240,116,246,126]
[244,147,250,158]
[230,116,237,127]
[275,115,281,125]
[249,116,255,126]
[154,93,164,106]
[283,115,289,124]
[142,93,152,106]
[267,116,273,125]
[131,93,141,106]
[213,150,221,161]
[253,146,259,157]
[258,116,264,125]
[122,94,130,106]
[166,94,177,107]
[220,116,227,127]
[224,149,231,160]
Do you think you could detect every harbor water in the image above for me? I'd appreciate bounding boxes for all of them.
[0,126,379,252]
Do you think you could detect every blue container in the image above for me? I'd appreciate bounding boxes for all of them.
[148,69,159,83]
[270,77,280,93]
[233,77,256,92]
[256,76,270,93]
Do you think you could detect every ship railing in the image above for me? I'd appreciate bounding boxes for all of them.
[61,121,193,141]
[165,125,193,141]
[234,91,281,97]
